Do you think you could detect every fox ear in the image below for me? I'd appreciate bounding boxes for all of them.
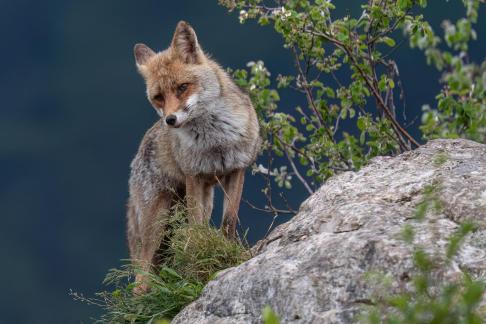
[171,21,203,64]
[134,43,155,67]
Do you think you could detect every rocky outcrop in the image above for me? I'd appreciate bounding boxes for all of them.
[173,139,486,323]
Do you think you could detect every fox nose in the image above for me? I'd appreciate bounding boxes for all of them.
[165,115,177,126]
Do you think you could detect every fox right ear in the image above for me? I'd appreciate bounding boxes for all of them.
[134,43,155,68]
[171,21,204,64]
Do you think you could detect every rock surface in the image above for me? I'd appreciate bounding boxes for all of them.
[173,139,486,324]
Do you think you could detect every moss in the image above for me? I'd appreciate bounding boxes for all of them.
[433,152,449,166]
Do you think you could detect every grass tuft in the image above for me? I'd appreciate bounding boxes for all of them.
[167,222,250,282]
[73,205,250,323]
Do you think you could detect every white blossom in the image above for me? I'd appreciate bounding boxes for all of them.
[239,9,249,23]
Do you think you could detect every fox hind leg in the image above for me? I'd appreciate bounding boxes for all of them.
[132,192,174,294]
[127,200,141,261]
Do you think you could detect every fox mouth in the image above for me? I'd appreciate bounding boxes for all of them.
[166,118,188,129]
[164,109,191,128]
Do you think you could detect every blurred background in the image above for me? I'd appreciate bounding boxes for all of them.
[0,1,484,322]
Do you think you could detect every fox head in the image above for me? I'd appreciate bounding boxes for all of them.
[134,21,220,128]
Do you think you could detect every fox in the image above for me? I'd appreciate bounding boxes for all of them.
[127,21,261,293]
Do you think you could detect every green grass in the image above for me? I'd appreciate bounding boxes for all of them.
[74,206,250,323]
[167,221,250,282]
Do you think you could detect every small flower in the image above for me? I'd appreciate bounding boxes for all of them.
[253,164,270,175]
[239,9,249,23]
[273,6,291,21]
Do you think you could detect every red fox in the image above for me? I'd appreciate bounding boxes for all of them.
[127,21,260,292]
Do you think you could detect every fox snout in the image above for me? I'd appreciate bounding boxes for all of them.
[164,110,189,128]
[161,91,198,128]
[165,115,177,126]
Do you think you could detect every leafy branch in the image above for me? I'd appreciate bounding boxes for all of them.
[221,0,485,215]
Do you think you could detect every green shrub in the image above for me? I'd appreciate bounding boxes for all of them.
[219,0,485,207]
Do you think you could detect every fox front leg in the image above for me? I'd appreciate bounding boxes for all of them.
[221,168,245,240]
[185,176,214,223]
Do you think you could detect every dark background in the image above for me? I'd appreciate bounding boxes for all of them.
[0,1,484,323]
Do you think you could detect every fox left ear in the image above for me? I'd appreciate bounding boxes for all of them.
[171,21,204,64]
[134,43,156,68]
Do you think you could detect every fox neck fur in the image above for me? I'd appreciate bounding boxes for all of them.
[170,82,259,176]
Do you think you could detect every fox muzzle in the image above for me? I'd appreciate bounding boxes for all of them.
[165,115,177,126]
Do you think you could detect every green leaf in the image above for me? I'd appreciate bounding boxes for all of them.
[262,306,280,324]
[357,116,367,131]
[258,16,270,25]
[381,36,396,47]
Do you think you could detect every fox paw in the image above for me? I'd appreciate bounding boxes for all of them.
[133,275,151,295]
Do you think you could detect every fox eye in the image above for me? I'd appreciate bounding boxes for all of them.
[176,83,189,96]
[152,94,164,103]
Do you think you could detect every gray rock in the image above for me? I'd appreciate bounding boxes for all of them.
[173,139,486,324]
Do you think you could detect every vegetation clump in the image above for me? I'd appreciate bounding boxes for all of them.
[74,207,250,323]
[220,0,485,214]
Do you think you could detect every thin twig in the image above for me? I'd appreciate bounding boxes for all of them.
[242,198,295,215]
[291,46,325,128]
[284,147,314,194]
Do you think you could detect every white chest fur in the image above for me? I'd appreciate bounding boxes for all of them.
[171,102,256,175]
